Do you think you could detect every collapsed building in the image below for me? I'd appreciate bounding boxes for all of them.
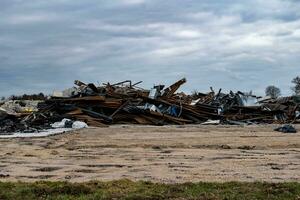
[0,78,300,134]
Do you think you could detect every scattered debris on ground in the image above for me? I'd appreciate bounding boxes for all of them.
[1,78,299,135]
[274,124,297,133]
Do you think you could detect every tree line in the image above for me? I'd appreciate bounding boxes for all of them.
[265,76,300,99]
[1,93,46,101]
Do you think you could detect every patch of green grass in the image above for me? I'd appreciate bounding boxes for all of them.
[0,180,299,199]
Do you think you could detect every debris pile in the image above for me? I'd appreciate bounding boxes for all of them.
[1,78,300,134]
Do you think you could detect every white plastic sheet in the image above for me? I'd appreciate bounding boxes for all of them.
[0,128,73,138]
[0,119,88,138]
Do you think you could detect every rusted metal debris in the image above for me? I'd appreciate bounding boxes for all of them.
[1,78,300,133]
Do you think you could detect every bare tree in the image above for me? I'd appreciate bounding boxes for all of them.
[292,76,300,95]
[265,85,281,99]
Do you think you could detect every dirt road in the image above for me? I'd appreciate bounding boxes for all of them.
[0,125,300,183]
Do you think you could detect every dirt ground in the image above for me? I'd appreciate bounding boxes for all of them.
[0,125,300,183]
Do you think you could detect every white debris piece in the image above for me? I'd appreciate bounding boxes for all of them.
[143,103,161,113]
[72,121,88,129]
[51,118,88,129]
[201,120,221,125]
[190,98,201,106]
[150,105,161,113]
[51,118,72,128]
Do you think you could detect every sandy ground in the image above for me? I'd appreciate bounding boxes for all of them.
[0,125,300,183]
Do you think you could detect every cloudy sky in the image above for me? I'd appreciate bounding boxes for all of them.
[1,0,300,97]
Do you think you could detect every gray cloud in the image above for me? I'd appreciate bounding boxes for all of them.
[0,0,300,97]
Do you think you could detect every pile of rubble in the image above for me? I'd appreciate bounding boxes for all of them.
[0,78,300,134]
